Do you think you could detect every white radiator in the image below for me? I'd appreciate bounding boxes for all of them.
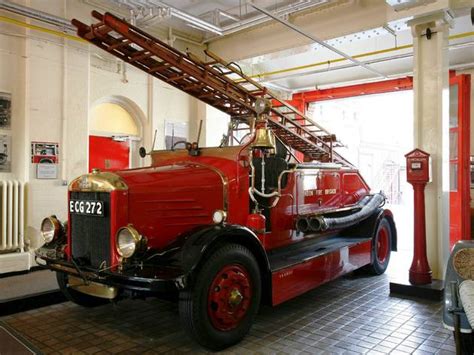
[0,180,25,252]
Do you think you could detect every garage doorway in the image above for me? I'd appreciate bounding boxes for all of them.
[308,90,414,258]
[303,73,471,273]
[89,97,144,172]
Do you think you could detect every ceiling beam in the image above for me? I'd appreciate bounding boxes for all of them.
[248,2,387,79]
[208,0,452,61]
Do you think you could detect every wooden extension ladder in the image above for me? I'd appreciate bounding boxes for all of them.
[72,11,353,167]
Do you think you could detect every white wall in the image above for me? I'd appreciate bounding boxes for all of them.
[0,12,27,182]
[0,0,199,254]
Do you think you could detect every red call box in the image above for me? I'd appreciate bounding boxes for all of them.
[405,148,431,184]
[31,142,59,164]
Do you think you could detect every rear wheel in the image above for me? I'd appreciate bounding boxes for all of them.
[366,217,392,275]
[179,244,261,351]
[56,272,109,307]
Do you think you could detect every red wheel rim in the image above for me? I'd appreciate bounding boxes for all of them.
[376,225,390,264]
[207,264,252,331]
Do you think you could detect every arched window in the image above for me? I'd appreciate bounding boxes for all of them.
[88,97,146,172]
[89,102,139,137]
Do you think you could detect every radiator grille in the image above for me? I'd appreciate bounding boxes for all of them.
[70,192,110,268]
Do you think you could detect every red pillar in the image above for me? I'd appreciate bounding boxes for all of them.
[409,182,432,285]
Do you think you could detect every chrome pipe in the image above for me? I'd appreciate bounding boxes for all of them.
[0,0,75,31]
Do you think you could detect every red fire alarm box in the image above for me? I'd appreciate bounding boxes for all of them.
[405,148,431,184]
[31,142,59,164]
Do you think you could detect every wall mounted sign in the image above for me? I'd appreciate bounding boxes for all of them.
[31,142,59,164]
[0,135,11,172]
[36,163,58,179]
[0,93,11,130]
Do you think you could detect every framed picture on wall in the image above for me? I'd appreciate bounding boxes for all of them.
[0,135,12,172]
[0,93,11,130]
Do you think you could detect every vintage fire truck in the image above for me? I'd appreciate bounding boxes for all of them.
[36,12,397,350]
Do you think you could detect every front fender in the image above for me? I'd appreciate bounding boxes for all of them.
[152,224,270,277]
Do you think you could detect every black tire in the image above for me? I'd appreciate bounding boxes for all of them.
[458,332,474,355]
[179,244,261,351]
[365,217,392,275]
[56,272,110,307]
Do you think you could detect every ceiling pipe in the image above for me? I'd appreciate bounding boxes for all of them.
[0,0,75,31]
[117,0,331,40]
[134,0,222,35]
[285,40,474,92]
[258,34,474,85]
[211,0,330,38]
[249,2,388,79]
[0,1,205,47]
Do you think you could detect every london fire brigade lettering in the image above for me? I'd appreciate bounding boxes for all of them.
[304,189,323,197]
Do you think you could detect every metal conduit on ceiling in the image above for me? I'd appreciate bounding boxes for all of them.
[1,0,474,91]
[106,0,332,38]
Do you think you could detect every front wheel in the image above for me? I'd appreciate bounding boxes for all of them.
[366,217,392,275]
[179,244,261,351]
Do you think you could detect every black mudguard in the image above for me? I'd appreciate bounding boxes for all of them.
[146,224,271,282]
[346,208,398,251]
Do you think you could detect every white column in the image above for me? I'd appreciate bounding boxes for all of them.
[409,13,451,279]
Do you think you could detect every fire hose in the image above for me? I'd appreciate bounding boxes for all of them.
[296,193,386,233]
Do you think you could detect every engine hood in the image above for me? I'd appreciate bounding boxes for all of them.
[115,163,227,250]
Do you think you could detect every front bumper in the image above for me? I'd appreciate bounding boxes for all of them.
[35,246,186,294]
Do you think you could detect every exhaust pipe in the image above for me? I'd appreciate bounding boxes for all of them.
[296,193,385,233]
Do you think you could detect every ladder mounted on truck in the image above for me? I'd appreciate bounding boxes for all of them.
[72,11,353,167]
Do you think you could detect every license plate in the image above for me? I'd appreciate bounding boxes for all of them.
[69,200,105,217]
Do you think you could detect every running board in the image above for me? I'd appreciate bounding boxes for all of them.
[269,236,371,271]
[269,236,373,305]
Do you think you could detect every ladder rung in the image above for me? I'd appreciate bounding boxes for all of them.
[107,38,130,51]
[149,62,171,73]
[130,51,153,62]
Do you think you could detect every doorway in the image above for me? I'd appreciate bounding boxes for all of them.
[300,73,471,274]
[308,90,414,258]
[89,99,142,172]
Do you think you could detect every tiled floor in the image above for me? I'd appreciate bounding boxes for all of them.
[0,272,455,354]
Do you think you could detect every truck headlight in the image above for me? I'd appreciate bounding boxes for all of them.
[116,226,141,258]
[40,216,62,243]
[212,210,227,224]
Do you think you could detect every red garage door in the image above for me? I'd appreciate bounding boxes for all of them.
[449,74,471,247]
[89,135,129,172]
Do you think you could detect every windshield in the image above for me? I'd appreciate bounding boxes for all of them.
[164,118,253,151]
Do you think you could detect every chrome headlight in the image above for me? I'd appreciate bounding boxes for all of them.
[40,216,62,243]
[116,226,142,259]
[212,210,227,224]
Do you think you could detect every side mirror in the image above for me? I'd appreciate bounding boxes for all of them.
[139,147,147,158]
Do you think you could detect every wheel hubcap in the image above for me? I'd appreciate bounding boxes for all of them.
[376,225,390,264]
[208,264,252,331]
[228,289,243,307]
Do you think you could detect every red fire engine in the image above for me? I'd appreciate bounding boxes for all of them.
[36,12,397,350]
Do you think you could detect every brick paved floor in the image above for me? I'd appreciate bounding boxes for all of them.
[0,273,455,354]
